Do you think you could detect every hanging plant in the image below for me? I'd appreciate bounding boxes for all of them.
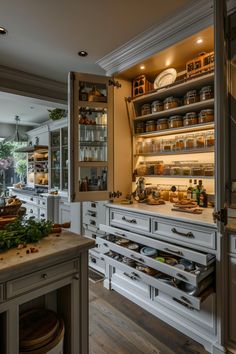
[48,109,67,121]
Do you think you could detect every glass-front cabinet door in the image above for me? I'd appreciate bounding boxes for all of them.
[68,73,114,202]
[62,127,68,191]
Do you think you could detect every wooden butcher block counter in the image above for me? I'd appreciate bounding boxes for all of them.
[0,230,95,354]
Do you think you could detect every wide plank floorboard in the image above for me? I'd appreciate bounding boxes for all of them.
[89,282,209,354]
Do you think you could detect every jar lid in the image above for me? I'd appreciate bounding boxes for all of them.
[200,86,213,92]
[185,90,198,96]
[146,120,156,125]
[184,112,198,118]
[168,115,182,121]
[199,109,214,114]
[164,96,179,103]
[157,118,169,123]
[151,100,163,106]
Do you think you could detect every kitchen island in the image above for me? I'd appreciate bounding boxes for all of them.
[0,230,95,354]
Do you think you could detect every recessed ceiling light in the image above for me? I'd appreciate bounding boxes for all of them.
[196,38,203,44]
[140,65,145,70]
[78,50,88,57]
[0,27,7,35]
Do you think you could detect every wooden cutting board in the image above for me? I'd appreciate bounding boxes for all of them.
[171,207,203,214]
[19,308,59,350]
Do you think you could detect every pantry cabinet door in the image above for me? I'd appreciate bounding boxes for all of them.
[214,0,230,226]
[68,72,114,202]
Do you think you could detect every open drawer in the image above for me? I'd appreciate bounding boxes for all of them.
[99,224,215,266]
[104,254,213,311]
[98,228,215,287]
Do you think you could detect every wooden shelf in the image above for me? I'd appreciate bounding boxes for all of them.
[135,147,214,157]
[134,99,214,122]
[132,72,214,106]
[134,175,214,179]
[135,122,214,138]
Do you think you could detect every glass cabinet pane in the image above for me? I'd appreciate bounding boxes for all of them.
[69,72,113,202]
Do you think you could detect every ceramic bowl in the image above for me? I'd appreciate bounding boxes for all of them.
[140,247,157,257]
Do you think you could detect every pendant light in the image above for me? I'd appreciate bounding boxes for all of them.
[4,116,28,143]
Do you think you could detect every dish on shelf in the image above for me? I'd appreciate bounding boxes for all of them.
[154,68,177,89]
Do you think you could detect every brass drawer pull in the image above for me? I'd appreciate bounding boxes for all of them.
[171,227,194,238]
[122,216,137,224]
[164,247,183,256]
[130,254,144,263]
[123,272,137,280]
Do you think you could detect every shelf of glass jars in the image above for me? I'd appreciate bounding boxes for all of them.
[133,174,214,179]
[132,72,214,106]
[78,161,108,167]
[134,99,214,122]
[134,122,214,138]
[78,101,108,109]
[135,146,214,157]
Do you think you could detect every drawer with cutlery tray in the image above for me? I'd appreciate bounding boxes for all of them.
[98,225,215,286]
[104,254,213,311]
[152,218,216,250]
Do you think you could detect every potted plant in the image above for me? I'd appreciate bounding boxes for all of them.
[48,109,67,121]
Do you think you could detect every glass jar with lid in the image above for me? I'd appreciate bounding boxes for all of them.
[205,131,215,147]
[136,141,143,154]
[154,161,164,175]
[204,163,214,176]
[156,118,169,130]
[135,121,146,134]
[185,134,195,150]
[136,162,147,176]
[184,90,199,105]
[170,165,182,176]
[182,165,192,176]
[164,97,180,110]
[183,112,198,126]
[163,165,171,175]
[141,103,151,116]
[195,132,205,148]
[192,164,204,176]
[161,139,172,152]
[146,120,157,132]
[151,100,163,113]
[168,115,183,129]
[200,86,214,101]
[198,109,214,123]
[175,136,185,150]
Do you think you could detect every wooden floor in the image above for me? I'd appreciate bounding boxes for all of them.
[89,282,209,354]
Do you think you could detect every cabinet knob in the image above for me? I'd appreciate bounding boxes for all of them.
[74,274,79,280]
[41,273,48,279]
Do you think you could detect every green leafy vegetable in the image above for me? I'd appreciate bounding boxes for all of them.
[0,218,53,252]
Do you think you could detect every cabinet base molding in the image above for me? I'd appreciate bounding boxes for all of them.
[211,344,227,354]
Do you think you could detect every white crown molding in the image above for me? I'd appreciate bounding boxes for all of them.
[0,65,67,104]
[97,0,214,75]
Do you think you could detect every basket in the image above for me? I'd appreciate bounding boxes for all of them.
[0,203,22,216]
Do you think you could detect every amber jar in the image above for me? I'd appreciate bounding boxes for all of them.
[183,112,198,126]
[205,132,215,147]
[175,136,185,150]
[168,116,183,129]
[184,90,199,105]
[200,86,214,101]
[163,97,180,110]
[136,121,146,134]
[198,109,214,123]
[151,100,163,113]
[156,118,169,131]
[141,103,151,116]
[195,133,205,148]
[154,161,164,175]
[185,134,195,150]
[146,120,157,132]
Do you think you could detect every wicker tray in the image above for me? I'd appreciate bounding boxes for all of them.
[0,203,22,216]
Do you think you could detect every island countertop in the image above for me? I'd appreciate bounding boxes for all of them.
[107,201,216,229]
[0,230,95,282]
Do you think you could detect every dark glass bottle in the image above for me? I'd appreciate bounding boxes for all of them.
[199,189,208,208]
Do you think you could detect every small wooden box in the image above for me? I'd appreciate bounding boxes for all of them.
[132,75,153,98]
[186,52,214,78]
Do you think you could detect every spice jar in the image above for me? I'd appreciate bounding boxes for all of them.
[146,120,157,132]
[136,141,143,154]
[163,165,171,175]
[205,132,215,147]
[156,118,169,130]
[182,165,191,176]
[163,97,180,110]
[151,100,163,113]
[195,133,205,148]
[192,165,204,176]
[170,165,182,175]
[185,134,195,150]
[136,163,147,176]
[168,115,183,129]
[204,164,214,176]
[198,109,214,123]
[141,103,151,116]
[175,136,185,150]
[162,139,172,152]
[200,86,214,101]
[183,112,198,126]
[135,121,146,134]
[184,90,199,105]
[154,161,164,175]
